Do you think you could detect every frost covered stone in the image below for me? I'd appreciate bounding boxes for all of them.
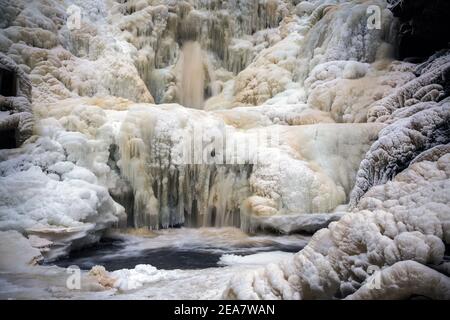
[350,101,450,207]
[225,152,450,299]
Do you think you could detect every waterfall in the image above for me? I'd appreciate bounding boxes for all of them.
[177,41,216,109]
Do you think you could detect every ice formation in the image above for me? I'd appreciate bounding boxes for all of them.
[0,104,126,259]
[225,151,450,299]
[118,104,382,229]
[0,0,449,300]
[350,100,450,207]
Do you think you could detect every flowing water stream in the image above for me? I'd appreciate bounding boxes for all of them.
[177,41,216,109]
[51,228,309,271]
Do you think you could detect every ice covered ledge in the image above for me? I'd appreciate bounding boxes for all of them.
[247,212,345,234]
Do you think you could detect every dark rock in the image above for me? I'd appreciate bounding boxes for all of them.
[389,0,450,60]
[0,53,33,148]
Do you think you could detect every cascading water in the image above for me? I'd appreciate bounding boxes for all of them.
[177,41,217,109]
[114,41,245,230]
[178,41,206,109]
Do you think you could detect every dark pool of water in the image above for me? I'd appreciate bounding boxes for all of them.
[444,244,450,262]
[50,237,304,271]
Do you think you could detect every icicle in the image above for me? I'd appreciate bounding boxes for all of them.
[118,106,252,229]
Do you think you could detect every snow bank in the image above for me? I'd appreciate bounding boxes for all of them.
[111,264,177,291]
[0,98,127,259]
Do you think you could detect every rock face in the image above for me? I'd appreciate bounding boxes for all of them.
[389,0,450,60]
[0,53,33,148]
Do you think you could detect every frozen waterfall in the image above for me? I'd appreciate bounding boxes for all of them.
[177,41,217,109]
[0,0,449,301]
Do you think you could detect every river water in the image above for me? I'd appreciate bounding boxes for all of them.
[51,227,308,271]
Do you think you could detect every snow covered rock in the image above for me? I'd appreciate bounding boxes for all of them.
[346,261,450,300]
[367,51,450,123]
[0,97,127,259]
[225,152,450,299]
[350,100,450,207]
[247,212,344,234]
